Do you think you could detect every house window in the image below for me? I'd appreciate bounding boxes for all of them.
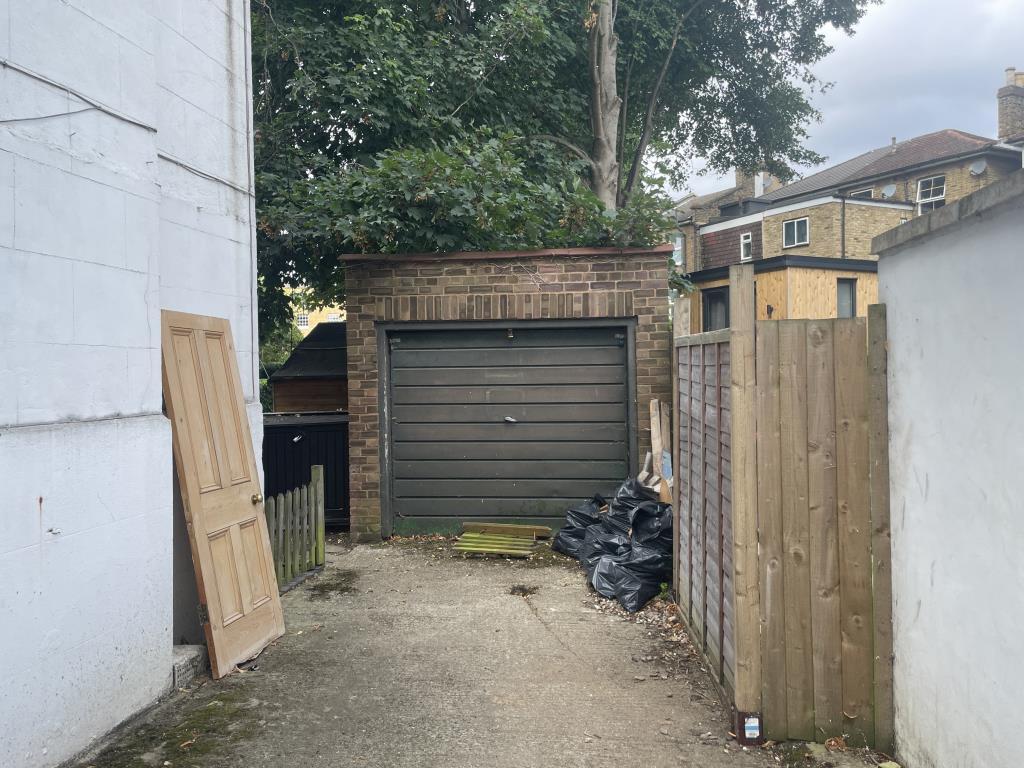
[702,287,730,331]
[673,232,686,267]
[849,188,873,199]
[783,217,809,248]
[837,279,857,319]
[296,312,309,328]
[326,313,341,322]
[917,175,946,213]
[739,232,753,262]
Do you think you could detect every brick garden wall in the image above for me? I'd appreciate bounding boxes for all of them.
[344,247,673,541]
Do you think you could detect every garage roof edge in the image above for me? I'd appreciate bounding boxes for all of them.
[338,244,674,263]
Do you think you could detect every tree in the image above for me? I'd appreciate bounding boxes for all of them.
[252,0,872,331]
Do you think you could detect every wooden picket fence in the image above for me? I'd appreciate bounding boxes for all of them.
[672,265,893,751]
[264,465,326,590]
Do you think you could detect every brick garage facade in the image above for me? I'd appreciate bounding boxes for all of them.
[343,246,673,541]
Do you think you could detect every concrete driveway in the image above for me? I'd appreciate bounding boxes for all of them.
[73,539,781,768]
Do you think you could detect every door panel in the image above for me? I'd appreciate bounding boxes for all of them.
[388,325,631,522]
[162,311,284,678]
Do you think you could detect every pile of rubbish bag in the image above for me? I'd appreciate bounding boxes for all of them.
[552,478,673,612]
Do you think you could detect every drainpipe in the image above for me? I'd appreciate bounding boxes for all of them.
[840,197,846,259]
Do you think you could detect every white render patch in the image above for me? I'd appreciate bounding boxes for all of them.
[878,188,1024,768]
[0,2,258,766]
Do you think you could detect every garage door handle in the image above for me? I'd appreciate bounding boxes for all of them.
[504,416,518,424]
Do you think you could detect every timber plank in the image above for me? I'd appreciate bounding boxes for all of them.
[779,322,814,740]
[834,318,874,747]
[868,305,894,753]
[806,321,843,737]
[756,320,788,739]
[462,522,552,538]
[729,264,760,716]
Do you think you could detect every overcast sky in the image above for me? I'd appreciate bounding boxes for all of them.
[683,0,1024,196]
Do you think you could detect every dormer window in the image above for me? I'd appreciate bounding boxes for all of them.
[849,188,873,199]
[917,175,946,213]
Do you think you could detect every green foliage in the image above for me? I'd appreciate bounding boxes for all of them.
[259,322,304,376]
[278,132,671,254]
[258,322,304,412]
[252,0,873,334]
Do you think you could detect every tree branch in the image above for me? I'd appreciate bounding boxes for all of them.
[621,0,708,205]
[530,134,596,169]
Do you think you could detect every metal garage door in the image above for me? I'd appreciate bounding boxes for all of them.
[385,323,633,528]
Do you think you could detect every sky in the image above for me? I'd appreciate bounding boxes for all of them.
[683,0,1024,197]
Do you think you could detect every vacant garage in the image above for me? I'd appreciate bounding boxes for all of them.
[342,246,672,540]
[384,323,636,527]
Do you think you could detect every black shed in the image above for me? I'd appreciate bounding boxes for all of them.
[270,321,348,413]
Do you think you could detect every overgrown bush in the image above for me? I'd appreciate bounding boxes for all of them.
[282,133,672,255]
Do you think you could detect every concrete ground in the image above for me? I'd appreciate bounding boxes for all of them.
[71,539,873,768]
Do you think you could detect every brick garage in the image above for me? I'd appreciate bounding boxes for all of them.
[342,246,673,541]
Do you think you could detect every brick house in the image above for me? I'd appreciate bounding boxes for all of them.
[676,68,1024,332]
[341,247,672,540]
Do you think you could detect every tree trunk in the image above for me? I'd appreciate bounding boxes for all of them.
[589,0,621,212]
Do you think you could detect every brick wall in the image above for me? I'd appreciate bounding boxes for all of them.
[838,157,1022,209]
[344,248,673,540]
[699,223,762,269]
[762,202,839,258]
[842,204,909,258]
[762,200,911,259]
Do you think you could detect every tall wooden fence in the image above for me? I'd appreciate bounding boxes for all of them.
[673,266,893,751]
[265,465,326,589]
[676,328,735,694]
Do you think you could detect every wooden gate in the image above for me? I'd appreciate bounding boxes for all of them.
[673,266,893,750]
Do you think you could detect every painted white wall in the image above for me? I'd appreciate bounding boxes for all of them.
[879,191,1024,768]
[0,2,259,766]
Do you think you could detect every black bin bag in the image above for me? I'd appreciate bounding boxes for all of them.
[551,496,605,558]
[551,479,674,612]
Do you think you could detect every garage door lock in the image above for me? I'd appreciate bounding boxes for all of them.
[504,416,518,423]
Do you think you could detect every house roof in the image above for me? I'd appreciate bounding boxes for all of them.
[675,185,743,215]
[270,321,348,381]
[760,129,1016,204]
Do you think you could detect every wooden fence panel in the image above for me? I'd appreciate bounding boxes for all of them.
[806,321,843,737]
[673,287,891,749]
[834,319,874,746]
[674,332,733,691]
[779,322,814,740]
[756,321,788,739]
[264,466,326,591]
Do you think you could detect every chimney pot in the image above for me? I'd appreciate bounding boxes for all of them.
[1007,67,1017,86]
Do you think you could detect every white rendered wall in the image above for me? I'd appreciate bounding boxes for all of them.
[879,194,1024,768]
[0,2,259,766]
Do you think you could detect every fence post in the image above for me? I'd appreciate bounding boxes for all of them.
[312,464,326,565]
[275,493,285,585]
[287,489,297,581]
[670,308,682,607]
[729,264,762,726]
[299,482,309,570]
[868,304,894,753]
[265,495,277,582]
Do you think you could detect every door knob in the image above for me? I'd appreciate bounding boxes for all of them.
[251,493,264,505]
